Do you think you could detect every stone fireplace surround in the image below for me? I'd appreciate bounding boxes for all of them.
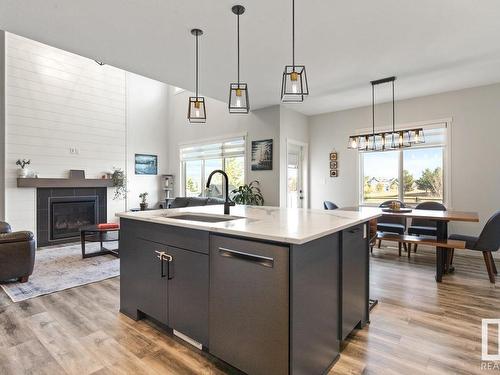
[36,188,107,247]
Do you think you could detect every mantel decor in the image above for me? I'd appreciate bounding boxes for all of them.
[347,76,425,151]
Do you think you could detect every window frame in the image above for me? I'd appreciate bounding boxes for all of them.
[357,120,451,207]
[179,135,246,198]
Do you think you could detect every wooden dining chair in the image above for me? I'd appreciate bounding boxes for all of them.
[448,211,500,283]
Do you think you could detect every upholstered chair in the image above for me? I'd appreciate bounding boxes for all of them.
[0,221,36,283]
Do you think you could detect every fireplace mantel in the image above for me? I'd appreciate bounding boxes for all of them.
[17,178,113,188]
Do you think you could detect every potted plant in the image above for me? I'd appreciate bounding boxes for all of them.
[111,167,127,200]
[16,159,31,178]
[231,180,264,206]
[139,192,149,211]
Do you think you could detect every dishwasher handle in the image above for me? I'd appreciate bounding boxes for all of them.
[218,247,274,268]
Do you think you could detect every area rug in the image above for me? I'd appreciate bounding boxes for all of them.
[0,242,119,302]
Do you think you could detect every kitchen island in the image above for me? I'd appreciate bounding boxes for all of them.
[116,205,380,375]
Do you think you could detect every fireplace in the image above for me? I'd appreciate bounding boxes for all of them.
[50,196,98,240]
[37,188,107,246]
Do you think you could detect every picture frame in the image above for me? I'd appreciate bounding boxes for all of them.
[329,152,338,160]
[330,169,338,177]
[251,139,273,171]
[135,154,158,175]
[330,161,338,169]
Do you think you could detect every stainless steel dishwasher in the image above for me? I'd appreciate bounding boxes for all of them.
[209,234,289,375]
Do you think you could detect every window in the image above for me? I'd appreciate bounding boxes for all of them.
[180,136,246,198]
[360,124,447,205]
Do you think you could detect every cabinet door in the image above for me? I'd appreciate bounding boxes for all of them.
[167,246,209,347]
[341,223,368,340]
[133,238,168,324]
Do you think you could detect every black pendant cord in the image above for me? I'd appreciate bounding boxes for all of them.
[237,12,240,84]
[392,79,395,137]
[292,0,295,70]
[195,33,199,99]
[372,83,375,146]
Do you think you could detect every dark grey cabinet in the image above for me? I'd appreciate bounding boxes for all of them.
[167,246,209,346]
[119,219,209,347]
[340,223,369,340]
[134,238,168,324]
[209,235,289,375]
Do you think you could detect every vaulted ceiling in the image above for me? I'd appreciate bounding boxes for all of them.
[1,0,500,115]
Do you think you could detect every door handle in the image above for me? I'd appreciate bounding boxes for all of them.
[155,251,173,279]
[218,247,274,268]
[162,253,173,279]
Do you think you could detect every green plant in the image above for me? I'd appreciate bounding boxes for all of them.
[16,159,31,169]
[231,180,264,206]
[139,192,148,204]
[111,167,127,200]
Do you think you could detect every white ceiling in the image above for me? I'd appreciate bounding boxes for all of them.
[1,0,500,115]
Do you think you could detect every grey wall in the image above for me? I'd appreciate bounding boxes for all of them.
[309,83,500,236]
[167,90,281,206]
[0,30,4,220]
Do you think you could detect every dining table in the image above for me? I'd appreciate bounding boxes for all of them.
[340,206,479,282]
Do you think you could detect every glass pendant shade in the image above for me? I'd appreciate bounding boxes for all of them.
[384,132,398,149]
[347,136,359,149]
[358,136,369,151]
[188,97,206,124]
[229,5,250,114]
[399,131,411,147]
[365,135,383,151]
[409,128,425,144]
[188,28,206,124]
[281,65,309,102]
[229,83,249,113]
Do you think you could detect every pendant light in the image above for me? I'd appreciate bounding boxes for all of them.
[228,5,250,114]
[281,0,309,102]
[188,28,206,124]
[348,76,425,151]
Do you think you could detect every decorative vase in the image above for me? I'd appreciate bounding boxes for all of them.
[140,203,148,211]
[18,168,29,178]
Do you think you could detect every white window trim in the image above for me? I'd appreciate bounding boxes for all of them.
[357,118,452,208]
[179,133,247,197]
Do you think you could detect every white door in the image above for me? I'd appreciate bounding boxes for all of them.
[287,142,307,208]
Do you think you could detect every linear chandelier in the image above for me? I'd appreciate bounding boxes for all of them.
[348,76,425,151]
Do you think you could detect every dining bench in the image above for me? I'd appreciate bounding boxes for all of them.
[375,232,466,274]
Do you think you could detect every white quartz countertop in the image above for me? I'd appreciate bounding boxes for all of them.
[116,205,381,245]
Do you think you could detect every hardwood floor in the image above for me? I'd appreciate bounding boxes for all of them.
[0,245,498,374]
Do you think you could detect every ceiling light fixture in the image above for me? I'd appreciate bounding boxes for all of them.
[188,28,206,124]
[228,5,250,114]
[348,76,425,151]
[281,0,309,103]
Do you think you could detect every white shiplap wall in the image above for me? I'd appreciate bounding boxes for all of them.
[5,33,127,232]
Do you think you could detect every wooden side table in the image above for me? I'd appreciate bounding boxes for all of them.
[80,225,120,259]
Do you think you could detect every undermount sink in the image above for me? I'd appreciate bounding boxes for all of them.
[162,213,242,223]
